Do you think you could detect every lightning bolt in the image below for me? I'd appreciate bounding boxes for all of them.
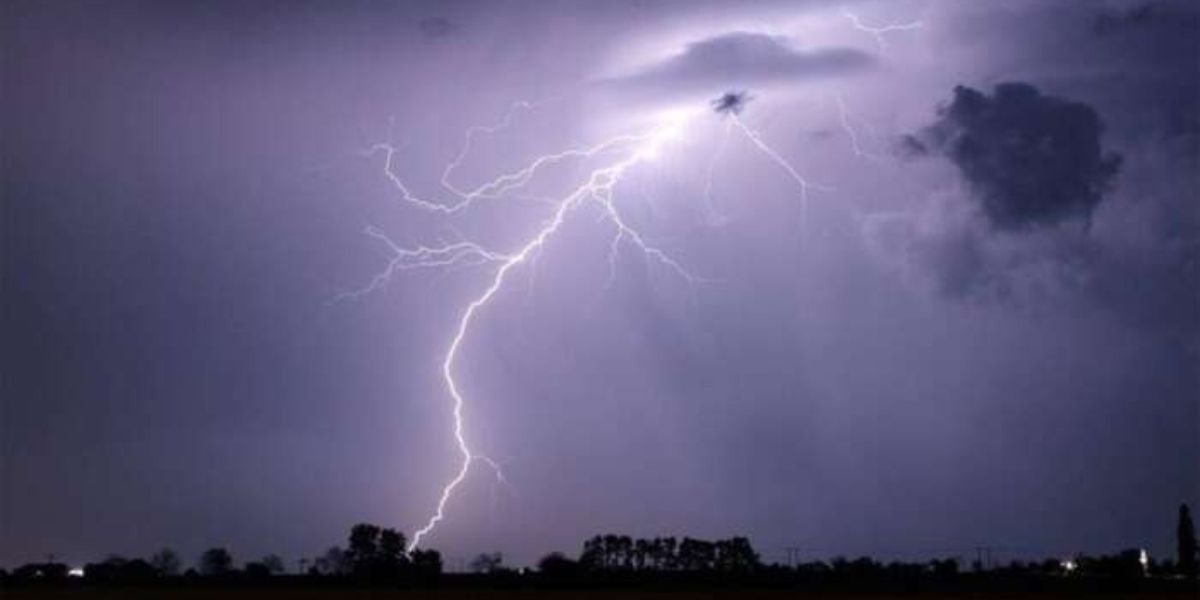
[367,97,650,217]
[701,119,734,226]
[728,114,832,235]
[834,93,886,164]
[348,107,703,551]
[332,1,930,554]
[841,8,923,54]
[344,98,824,551]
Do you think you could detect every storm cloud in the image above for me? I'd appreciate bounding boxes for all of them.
[887,80,1196,336]
[2,0,1195,571]
[602,31,873,96]
[906,83,1122,231]
[1093,2,1161,36]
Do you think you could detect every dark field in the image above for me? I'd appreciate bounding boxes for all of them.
[4,589,1196,600]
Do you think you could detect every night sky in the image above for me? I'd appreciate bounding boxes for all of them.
[3,0,1197,570]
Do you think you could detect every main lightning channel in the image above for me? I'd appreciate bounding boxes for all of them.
[399,115,697,551]
[349,102,822,552]
[728,114,831,234]
[368,122,647,215]
[841,8,923,54]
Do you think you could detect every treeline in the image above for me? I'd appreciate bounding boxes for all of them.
[3,504,1197,590]
[0,523,441,586]
[304,523,442,581]
[569,535,759,573]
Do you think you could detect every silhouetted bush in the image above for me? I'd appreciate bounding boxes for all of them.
[470,551,506,574]
[84,555,158,583]
[345,522,411,581]
[311,546,348,576]
[6,506,1197,592]
[149,548,181,576]
[1074,549,1144,580]
[198,547,234,577]
[243,554,284,579]
[9,562,67,582]
[1180,503,1198,579]
[579,533,760,573]
[410,548,443,578]
[537,551,579,578]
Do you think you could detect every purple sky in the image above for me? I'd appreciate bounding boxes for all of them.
[3,0,1197,570]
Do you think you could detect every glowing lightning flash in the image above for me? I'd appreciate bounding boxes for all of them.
[834,93,886,164]
[727,114,831,235]
[358,8,922,551]
[347,100,818,552]
[701,118,734,226]
[349,107,703,551]
[842,8,923,54]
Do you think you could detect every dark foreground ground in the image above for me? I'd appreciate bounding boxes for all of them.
[4,588,1197,599]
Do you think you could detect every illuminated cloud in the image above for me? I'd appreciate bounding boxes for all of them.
[905,83,1122,231]
[601,31,874,97]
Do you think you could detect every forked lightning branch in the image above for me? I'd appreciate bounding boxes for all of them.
[341,93,820,551]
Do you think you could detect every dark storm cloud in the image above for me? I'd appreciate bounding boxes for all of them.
[905,83,1122,231]
[901,220,1199,336]
[910,227,991,300]
[1092,2,1160,36]
[1086,238,1200,334]
[867,210,1046,305]
[1086,0,1200,155]
[966,0,1199,155]
[602,32,873,95]
[3,0,1196,571]
[892,79,1196,335]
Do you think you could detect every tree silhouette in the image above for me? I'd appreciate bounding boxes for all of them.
[714,537,759,571]
[12,562,68,581]
[470,552,504,574]
[580,536,605,570]
[634,538,651,570]
[198,548,234,577]
[602,534,620,568]
[677,537,715,571]
[344,523,410,579]
[616,535,634,569]
[575,533,759,574]
[1180,503,1197,578]
[410,548,443,577]
[264,554,285,574]
[313,546,348,576]
[346,523,381,573]
[150,548,181,576]
[378,528,408,571]
[14,523,1198,590]
[242,554,285,577]
[661,537,678,570]
[537,552,578,577]
[85,555,158,583]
